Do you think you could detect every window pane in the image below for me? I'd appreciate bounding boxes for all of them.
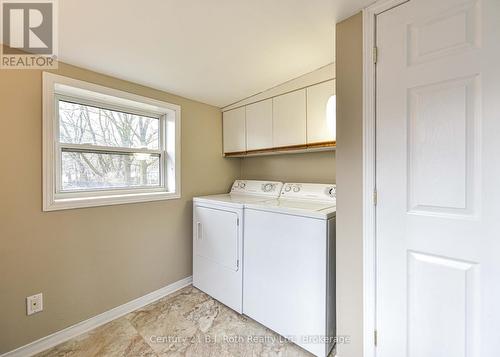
[61,151,160,191]
[58,100,160,149]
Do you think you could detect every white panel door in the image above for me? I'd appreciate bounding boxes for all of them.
[223,107,246,153]
[307,80,335,143]
[246,99,273,151]
[272,89,306,147]
[376,0,500,356]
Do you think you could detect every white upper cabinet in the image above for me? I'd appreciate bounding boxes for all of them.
[223,107,246,153]
[306,80,335,143]
[272,89,307,147]
[245,99,273,151]
[222,79,336,156]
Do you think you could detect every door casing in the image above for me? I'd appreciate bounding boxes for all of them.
[361,1,410,357]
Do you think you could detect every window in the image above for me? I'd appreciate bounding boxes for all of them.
[43,73,181,211]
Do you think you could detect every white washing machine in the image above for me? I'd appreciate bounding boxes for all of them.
[243,183,336,357]
[193,180,283,313]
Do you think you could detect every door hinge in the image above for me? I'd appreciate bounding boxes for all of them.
[373,46,378,64]
[374,330,378,346]
[373,190,378,206]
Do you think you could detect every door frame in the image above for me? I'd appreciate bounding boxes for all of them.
[361,1,408,356]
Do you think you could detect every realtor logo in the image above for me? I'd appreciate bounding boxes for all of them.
[1,0,58,68]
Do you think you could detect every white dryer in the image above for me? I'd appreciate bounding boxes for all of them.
[243,183,336,357]
[193,180,283,313]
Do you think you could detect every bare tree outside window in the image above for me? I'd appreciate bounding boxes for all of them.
[58,101,161,191]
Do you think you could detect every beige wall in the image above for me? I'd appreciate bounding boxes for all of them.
[0,63,240,353]
[240,151,335,183]
[335,12,364,357]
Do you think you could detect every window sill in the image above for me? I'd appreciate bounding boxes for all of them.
[43,191,181,211]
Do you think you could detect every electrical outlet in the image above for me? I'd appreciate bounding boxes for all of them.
[26,293,43,315]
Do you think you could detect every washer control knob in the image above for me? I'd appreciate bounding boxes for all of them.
[239,182,246,189]
[293,186,300,193]
[285,185,292,192]
[327,186,336,198]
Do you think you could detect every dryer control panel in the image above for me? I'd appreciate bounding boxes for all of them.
[231,180,283,197]
[280,183,336,202]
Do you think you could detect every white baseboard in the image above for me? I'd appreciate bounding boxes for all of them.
[2,276,193,357]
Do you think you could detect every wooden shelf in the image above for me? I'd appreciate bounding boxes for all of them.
[224,141,336,158]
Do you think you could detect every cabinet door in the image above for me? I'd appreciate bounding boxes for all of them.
[272,89,307,147]
[223,107,246,153]
[246,99,273,151]
[307,80,335,144]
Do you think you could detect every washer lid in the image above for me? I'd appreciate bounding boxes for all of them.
[246,198,336,219]
[270,199,335,211]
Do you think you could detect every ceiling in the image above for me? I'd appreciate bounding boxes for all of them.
[59,0,373,107]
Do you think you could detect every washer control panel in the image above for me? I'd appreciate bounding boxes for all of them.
[281,183,336,202]
[231,180,283,197]
[284,183,302,193]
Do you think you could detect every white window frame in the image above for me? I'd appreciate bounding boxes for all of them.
[42,72,181,211]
